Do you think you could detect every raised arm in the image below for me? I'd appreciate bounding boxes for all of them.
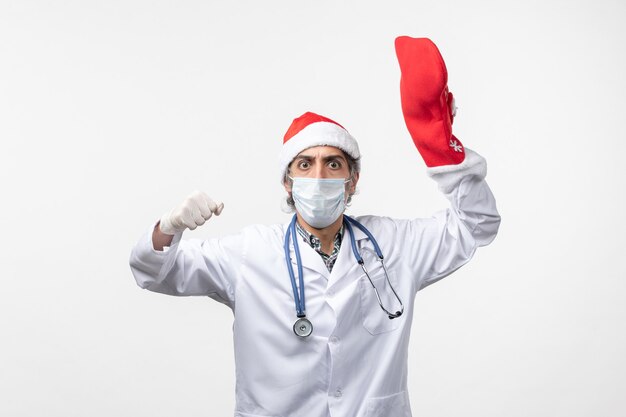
[129,191,239,304]
[394,36,500,289]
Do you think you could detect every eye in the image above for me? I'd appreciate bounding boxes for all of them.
[328,160,341,169]
[297,160,311,170]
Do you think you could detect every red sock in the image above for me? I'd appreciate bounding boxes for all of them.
[395,36,465,167]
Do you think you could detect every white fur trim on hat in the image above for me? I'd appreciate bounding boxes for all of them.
[279,121,360,181]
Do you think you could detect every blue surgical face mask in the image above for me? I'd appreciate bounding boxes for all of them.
[290,177,351,228]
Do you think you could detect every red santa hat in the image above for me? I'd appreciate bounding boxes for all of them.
[279,112,361,180]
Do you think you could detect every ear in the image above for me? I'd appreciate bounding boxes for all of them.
[349,172,360,194]
[283,179,292,193]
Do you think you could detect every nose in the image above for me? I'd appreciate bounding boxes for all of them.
[312,163,326,178]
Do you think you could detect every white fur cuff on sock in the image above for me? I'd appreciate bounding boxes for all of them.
[426,148,487,193]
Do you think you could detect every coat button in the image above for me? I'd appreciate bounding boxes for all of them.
[334,388,343,398]
[329,336,339,344]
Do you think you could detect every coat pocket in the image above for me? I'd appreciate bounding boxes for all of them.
[363,391,411,417]
[358,272,402,335]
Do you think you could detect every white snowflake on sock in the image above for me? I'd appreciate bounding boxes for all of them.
[449,139,463,152]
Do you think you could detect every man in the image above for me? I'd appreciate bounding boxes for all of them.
[130,37,500,417]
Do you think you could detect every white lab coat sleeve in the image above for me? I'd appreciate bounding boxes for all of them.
[412,148,500,290]
[129,224,243,306]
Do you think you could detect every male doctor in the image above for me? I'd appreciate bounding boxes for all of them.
[130,37,500,417]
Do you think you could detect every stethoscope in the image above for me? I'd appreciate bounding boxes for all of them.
[284,214,404,338]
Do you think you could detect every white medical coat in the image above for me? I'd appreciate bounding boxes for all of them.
[129,150,500,417]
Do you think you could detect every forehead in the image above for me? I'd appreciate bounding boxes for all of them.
[294,145,347,159]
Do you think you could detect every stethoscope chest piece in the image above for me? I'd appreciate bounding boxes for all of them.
[293,317,313,338]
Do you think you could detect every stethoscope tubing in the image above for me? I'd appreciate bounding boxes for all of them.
[284,216,306,317]
[343,215,404,319]
[284,214,404,336]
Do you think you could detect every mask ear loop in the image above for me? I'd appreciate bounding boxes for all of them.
[344,216,404,319]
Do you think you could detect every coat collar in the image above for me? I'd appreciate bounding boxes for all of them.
[282,215,370,285]
[284,221,329,279]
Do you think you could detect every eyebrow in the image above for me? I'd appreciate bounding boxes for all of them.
[295,153,347,162]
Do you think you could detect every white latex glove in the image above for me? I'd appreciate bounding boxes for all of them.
[159,191,224,235]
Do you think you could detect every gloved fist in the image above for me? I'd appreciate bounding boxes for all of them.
[395,36,464,167]
[159,191,224,235]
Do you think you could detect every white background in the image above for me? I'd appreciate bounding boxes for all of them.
[1,0,625,416]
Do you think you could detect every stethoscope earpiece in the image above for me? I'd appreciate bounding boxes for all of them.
[389,311,402,320]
